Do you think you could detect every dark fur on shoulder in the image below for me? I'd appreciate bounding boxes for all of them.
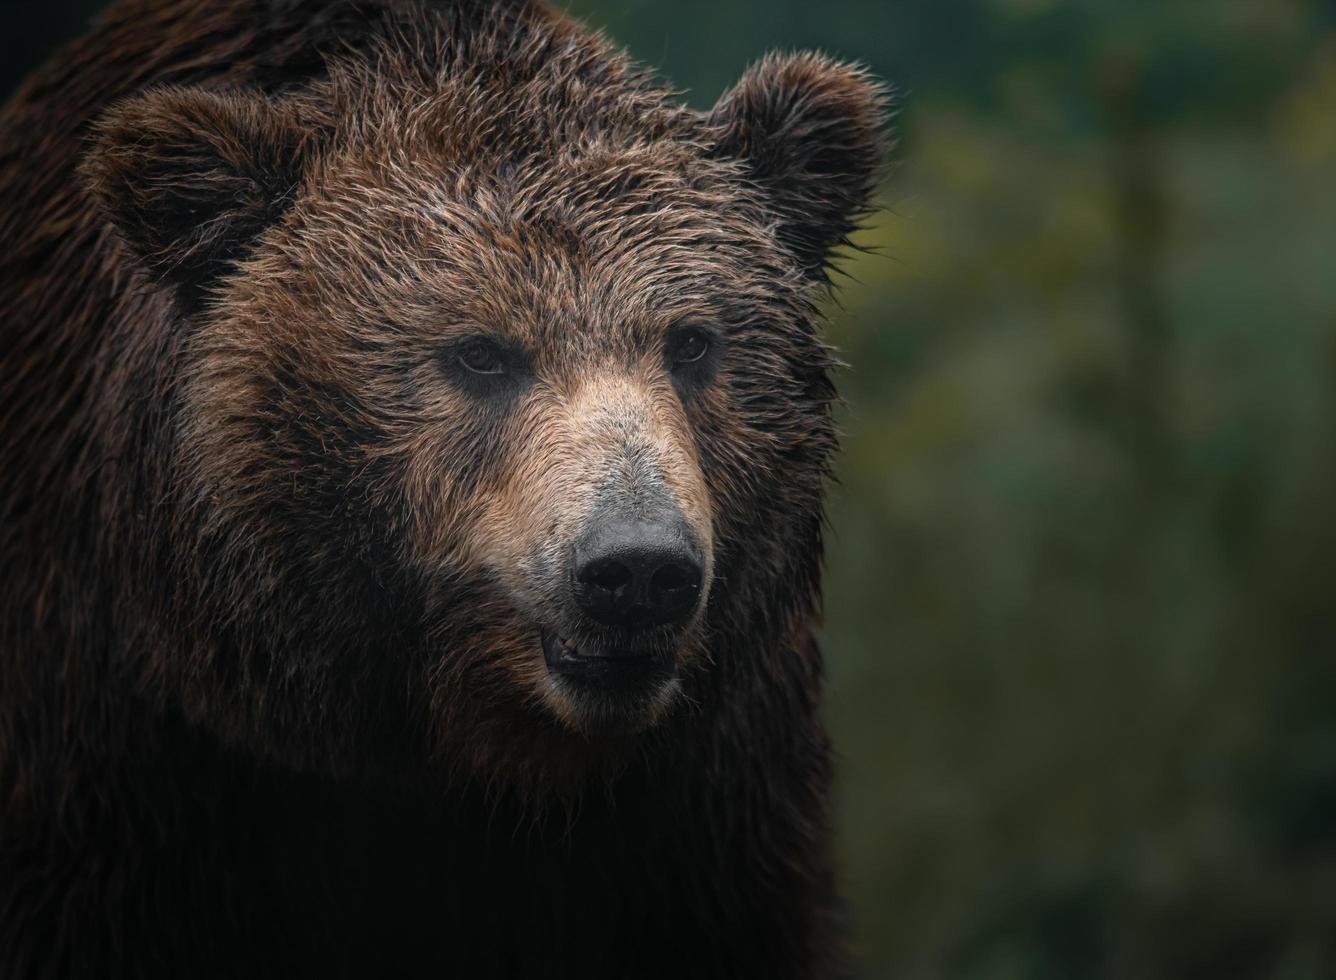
[0,1,889,976]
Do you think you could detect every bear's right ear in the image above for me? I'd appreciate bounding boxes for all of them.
[83,87,310,293]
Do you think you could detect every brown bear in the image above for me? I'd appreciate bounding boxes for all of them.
[0,0,887,976]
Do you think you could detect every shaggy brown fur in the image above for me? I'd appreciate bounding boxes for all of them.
[0,0,888,976]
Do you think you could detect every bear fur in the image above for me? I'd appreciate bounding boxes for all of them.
[0,0,888,976]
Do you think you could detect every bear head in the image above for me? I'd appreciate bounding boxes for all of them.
[82,5,888,794]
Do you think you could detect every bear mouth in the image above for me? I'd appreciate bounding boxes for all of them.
[539,629,677,693]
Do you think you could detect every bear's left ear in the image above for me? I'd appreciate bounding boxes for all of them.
[709,53,891,278]
[83,86,311,295]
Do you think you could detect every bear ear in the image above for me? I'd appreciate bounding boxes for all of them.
[83,86,310,294]
[709,53,891,278]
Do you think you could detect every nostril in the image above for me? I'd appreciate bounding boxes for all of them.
[651,562,699,596]
[581,558,633,593]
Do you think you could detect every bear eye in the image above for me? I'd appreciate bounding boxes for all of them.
[456,338,506,375]
[664,322,720,401]
[669,325,713,368]
[674,331,709,365]
[439,335,530,400]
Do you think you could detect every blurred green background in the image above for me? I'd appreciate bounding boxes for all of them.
[6,0,1336,976]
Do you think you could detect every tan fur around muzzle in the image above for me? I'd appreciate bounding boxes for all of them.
[469,370,713,619]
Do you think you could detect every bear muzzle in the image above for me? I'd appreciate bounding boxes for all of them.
[537,498,706,712]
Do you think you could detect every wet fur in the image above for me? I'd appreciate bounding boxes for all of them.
[0,0,888,976]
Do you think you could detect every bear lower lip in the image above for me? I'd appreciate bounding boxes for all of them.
[540,630,675,686]
[540,630,652,664]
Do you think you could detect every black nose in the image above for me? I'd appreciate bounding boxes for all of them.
[572,513,704,630]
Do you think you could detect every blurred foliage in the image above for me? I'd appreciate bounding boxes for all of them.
[7,0,1336,976]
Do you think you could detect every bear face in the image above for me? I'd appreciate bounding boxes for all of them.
[81,11,887,792]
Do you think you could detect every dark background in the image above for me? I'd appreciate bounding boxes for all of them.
[7,1,1336,976]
